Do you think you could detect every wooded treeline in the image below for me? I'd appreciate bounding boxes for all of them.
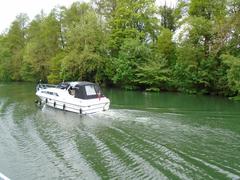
[0,0,240,96]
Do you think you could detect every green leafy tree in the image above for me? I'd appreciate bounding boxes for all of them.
[47,52,66,84]
[0,14,29,81]
[156,28,175,64]
[111,38,150,88]
[159,4,176,31]
[135,28,176,91]
[0,36,11,81]
[1,0,240,98]
[60,2,107,83]
[221,54,240,95]
[225,1,240,56]
[108,0,159,55]
[94,0,117,19]
[22,10,61,82]
[174,0,229,94]
[136,54,172,91]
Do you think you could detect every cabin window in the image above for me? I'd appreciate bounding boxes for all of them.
[74,84,103,99]
[41,91,58,96]
[85,85,96,96]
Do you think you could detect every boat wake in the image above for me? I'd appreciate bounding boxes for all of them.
[1,100,240,179]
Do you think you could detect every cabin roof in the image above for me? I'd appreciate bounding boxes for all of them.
[57,81,97,90]
[69,81,95,87]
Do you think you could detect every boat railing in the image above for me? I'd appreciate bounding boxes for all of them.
[36,83,58,91]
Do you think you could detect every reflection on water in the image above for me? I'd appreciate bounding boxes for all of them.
[0,83,240,179]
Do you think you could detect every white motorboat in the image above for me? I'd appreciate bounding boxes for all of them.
[36,81,110,114]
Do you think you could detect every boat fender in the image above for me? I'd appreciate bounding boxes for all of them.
[39,100,42,106]
[45,98,48,103]
[54,102,56,107]
[79,108,82,114]
[63,104,65,110]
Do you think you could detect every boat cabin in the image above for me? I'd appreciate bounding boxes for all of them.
[58,82,104,100]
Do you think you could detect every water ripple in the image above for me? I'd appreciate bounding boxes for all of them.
[1,90,240,180]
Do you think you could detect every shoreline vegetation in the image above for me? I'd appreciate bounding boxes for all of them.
[0,0,240,98]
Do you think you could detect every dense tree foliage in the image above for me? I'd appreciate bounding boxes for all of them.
[0,0,240,97]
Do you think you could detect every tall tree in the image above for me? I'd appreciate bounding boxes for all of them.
[108,0,159,55]
[159,4,176,31]
[60,2,107,83]
[22,11,61,82]
[174,0,229,94]
[0,35,11,81]
[3,14,29,81]
[94,0,117,19]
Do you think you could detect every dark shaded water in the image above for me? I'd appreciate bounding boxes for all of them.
[0,83,240,180]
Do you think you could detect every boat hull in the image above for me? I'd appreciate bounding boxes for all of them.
[37,95,110,115]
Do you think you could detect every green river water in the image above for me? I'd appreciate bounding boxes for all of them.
[0,83,240,180]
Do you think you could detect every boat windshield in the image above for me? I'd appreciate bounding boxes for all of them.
[57,82,70,89]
